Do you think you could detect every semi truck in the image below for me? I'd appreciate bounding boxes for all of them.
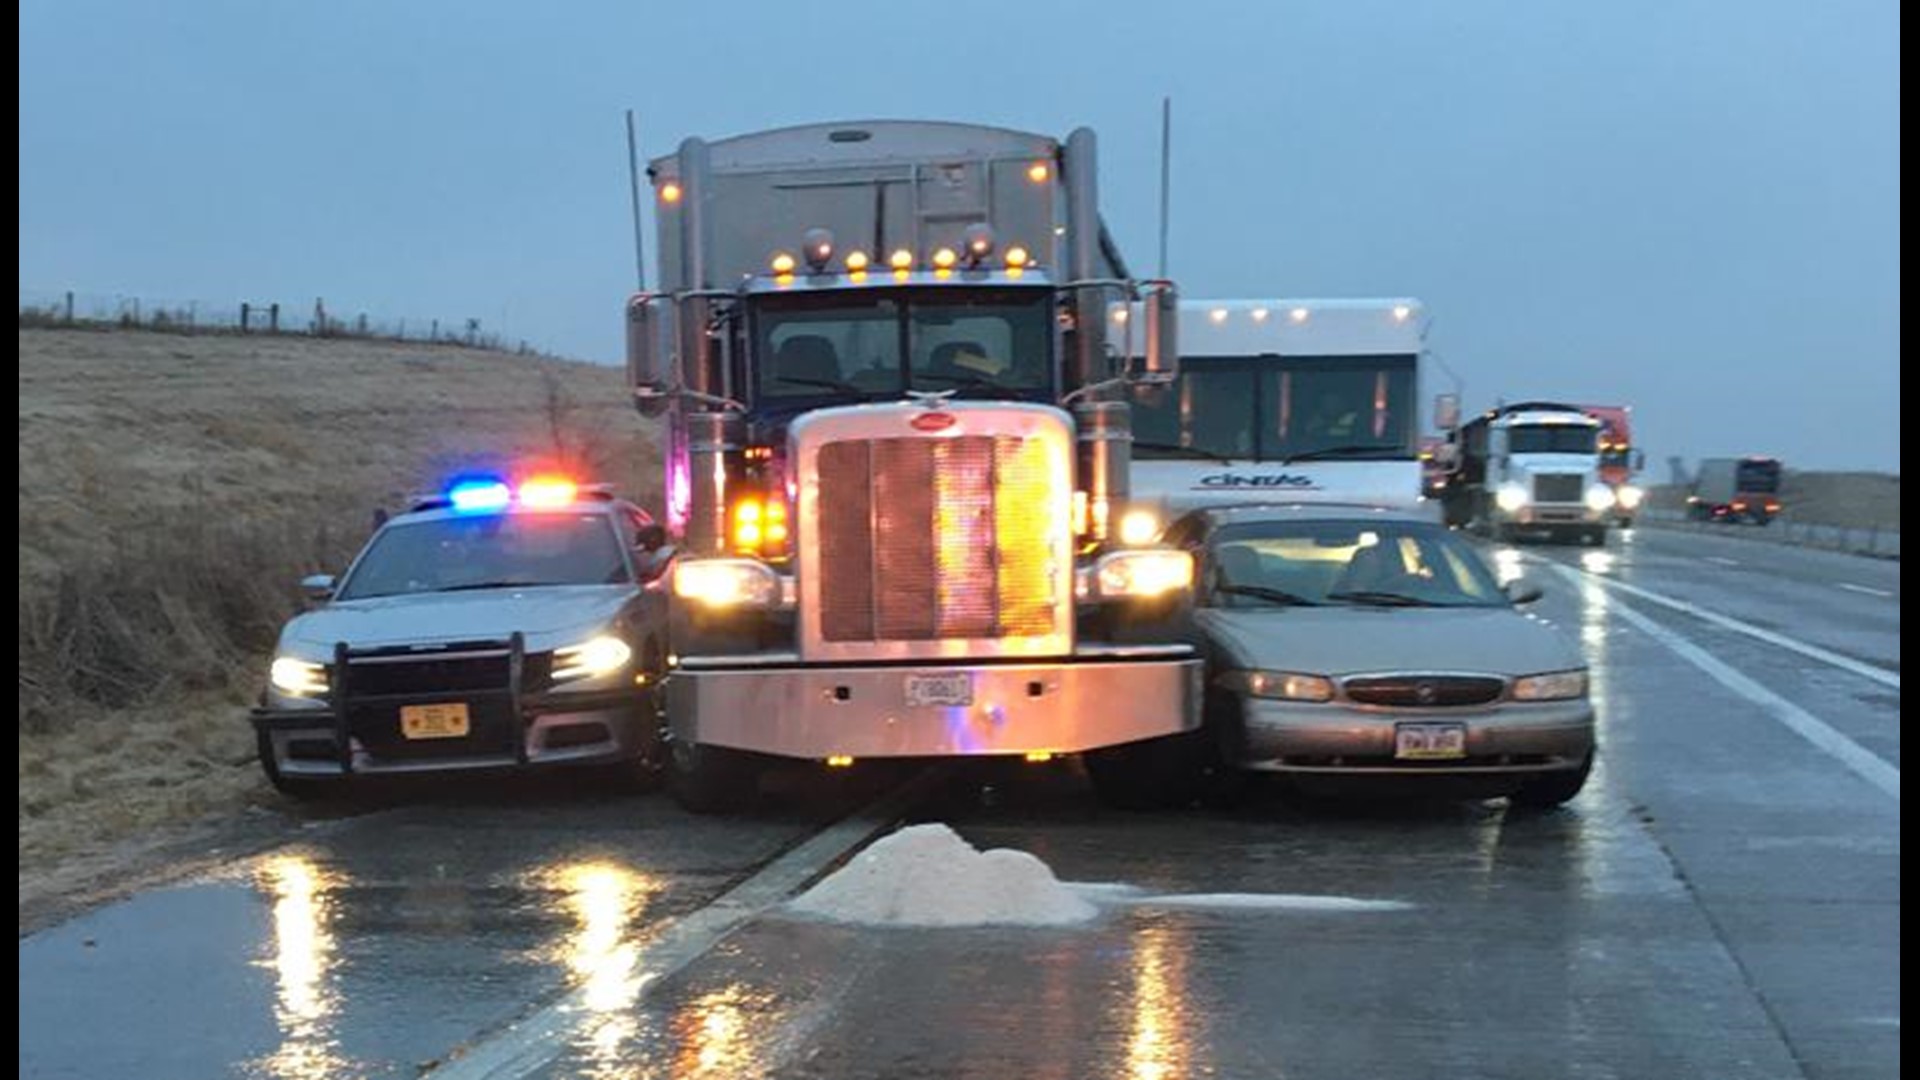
[1688,456,1783,524]
[625,120,1204,811]
[1125,298,1432,527]
[1579,404,1645,526]
[1439,401,1612,545]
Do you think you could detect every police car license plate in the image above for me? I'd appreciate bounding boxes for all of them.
[905,674,973,708]
[400,702,470,740]
[1394,722,1466,760]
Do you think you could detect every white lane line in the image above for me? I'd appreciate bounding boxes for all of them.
[1550,564,1898,802]
[1838,582,1896,599]
[1557,563,1900,691]
[1703,555,1742,566]
[432,772,941,1079]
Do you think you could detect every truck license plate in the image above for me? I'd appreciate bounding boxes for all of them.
[1394,722,1466,760]
[905,674,973,708]
[400,702,471,740]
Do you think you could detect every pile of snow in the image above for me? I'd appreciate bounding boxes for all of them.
[787,823,1099,927]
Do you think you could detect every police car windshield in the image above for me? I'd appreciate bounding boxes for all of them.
[338,513,629,600]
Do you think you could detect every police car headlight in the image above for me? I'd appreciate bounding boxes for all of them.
[1585,486,1617,512]
[1496,483,1530,512]
[269,657,329,697]
[1089,548,1193,600]
[673,558,780,609]
[1512,669,1588,701]
[552,636,632,683]
[1617,485,1644,509]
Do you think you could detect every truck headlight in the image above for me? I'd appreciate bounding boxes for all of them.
[1496,483,1530,512]
[1091,548,1193,600]
[1617,485,1644,509]
[552,636,632,683]
[1585,486,1617,512]
[1511,669,1588,701]
[1220,669,1334,703]
[673,558,781,609]
[1117,508,1161,547]
[269,657,329,697]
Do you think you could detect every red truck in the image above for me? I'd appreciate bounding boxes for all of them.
[1579,405,1644,526]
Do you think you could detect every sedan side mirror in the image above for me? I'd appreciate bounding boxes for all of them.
[1504,578,1544,606]
[300,574,336,603]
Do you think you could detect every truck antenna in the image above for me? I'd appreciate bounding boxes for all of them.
[1157,96,1172,279]
[626,109,647,291]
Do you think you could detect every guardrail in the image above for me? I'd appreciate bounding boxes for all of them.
[1639,508,1900,560]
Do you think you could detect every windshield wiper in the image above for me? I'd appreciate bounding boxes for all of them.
[1132,440,1234,463]
[913,371,1027,398]
[436,579,552,593]
[1280,445,1409,464]
[1324,589,1441,607]
[1215,584,1320,607]
[775,374,871,397]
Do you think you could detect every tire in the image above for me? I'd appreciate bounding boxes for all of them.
[1085,732,1211,811]
[1509,752,1593,810]
[666,739,760,814]
[1584,529,1606,547]
[256,729,338,802]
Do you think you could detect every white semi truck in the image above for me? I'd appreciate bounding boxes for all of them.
[625,120,1205,811]
[1123,298,1432,530]
[1440,401,1612,546]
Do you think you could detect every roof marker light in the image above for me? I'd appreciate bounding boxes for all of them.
[845,250,870,272]
[1209,308,1229,324]
[770,252,797,275]
[659,182,682,204]
[1251,308,1270,322]
[1006,246,1030,268]
[1027,162,1051,183]
[1289,307,1311,324]
[448,480,511,512]
[932,247,958,270]
[889,248,915,270]
[1392,304,1413,322]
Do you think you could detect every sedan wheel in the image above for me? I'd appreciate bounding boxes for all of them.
[1509,752,1594,810]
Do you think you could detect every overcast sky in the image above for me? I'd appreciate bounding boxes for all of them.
[18,0,1900,470]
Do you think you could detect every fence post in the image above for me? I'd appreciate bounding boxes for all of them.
[268,303,279,333]
[240,302,251,333]
[63,291,74,323]
[314,298,327,335]
[356,314,368,336]
[431,318,438,341]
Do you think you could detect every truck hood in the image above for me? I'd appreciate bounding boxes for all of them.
[1132,459,1434,519]
[281,585,635,654]
[1196,605,1581,677]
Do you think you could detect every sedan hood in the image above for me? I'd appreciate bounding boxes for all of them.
[283,585,634,653]
[1197,605,1581,677]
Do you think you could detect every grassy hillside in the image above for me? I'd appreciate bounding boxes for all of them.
[18,328,658,878]
[1647,470,1900,530]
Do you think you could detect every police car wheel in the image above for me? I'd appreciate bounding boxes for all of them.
[256,731,336,802]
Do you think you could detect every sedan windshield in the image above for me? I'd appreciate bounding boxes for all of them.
[338,513,629,600]
[757,288,1053,401]
[1205,520,1507,608]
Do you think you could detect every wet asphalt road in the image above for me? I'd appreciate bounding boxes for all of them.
[19,527,1900,1079]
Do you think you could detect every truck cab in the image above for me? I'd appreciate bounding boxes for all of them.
[1580,404,1646,526]
[1689,456,1782,524]
[1442,402,1612,546]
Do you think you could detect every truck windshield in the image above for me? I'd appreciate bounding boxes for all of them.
[337,513,629,600]
[1507,425,1599,454]
[1736,460,1782,492]
[1132,355,1416,461]
[756,288,1053,402]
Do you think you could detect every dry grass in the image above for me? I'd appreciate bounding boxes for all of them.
[1647,470,1900,530]
[18,328,657,887]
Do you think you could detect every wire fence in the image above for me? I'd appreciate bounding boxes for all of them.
[18,287,544,355]
[1640,508,1900,559]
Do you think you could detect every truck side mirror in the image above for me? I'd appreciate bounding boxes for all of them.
[626,293,673,417]
[1434,393,1460,432]
[1129,283,1179,386]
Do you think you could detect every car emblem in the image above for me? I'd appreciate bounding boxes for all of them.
[1416,681,1438,705]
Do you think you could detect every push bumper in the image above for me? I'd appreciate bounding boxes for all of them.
[666,645,1202,760]
[1237,697,1595,774]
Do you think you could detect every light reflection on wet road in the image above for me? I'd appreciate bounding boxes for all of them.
[17,530,1899,1080]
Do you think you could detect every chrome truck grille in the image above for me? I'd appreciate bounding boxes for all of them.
[795,403,1075,661]
[1533,474,1585,503]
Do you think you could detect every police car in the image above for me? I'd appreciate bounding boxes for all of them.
[251,477,671,796]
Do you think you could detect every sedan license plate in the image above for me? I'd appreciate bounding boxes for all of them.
[400,702,471,740]
[905,673,973,708]
[1394,722,1466,760]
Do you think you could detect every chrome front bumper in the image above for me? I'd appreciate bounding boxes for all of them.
[666,645,1202,759]
[1237,697,1595,774]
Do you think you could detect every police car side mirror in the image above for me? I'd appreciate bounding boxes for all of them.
[637,546,676,584]
[635,523,668,552]
[1504,578,1544,606]
[300,574,336,603]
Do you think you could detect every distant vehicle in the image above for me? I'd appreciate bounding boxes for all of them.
[1579,404,1646,526]
[1440,401,1613,546]
[250,478,671,797]
[1159,503,1595,808]
[1418,434,1451,499]
[1689,456,1782,524]
[1127,297,1432,528]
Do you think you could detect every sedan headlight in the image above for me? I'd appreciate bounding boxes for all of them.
[673,558,780,609]
[1511,669,1588,701]
[1219,669,1335,703]
[1585,486,1617,512]
[552,636,632,683]
[269,656,329,697]
[1090,548,1193,600]
[1617,485,1645,509]
[1496,483,1530,512]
